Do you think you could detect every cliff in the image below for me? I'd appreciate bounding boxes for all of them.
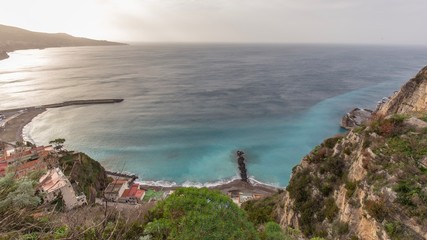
[59,152,110,204]
[264,66,427,239]
[377,66,427,115]
[0,24,125,53]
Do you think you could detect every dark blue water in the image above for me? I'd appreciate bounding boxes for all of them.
[1,44,427,186]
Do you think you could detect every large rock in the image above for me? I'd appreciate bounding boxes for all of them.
[341,108,373,130]
[377,65,427,115]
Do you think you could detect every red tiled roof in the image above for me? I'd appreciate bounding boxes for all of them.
[121,184,145,199]
[121,189,131,197]
[135,189,145,199]
[16,159,46,171]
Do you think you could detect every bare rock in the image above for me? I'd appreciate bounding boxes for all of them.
[341,108,373,130]
[377,65,427,115]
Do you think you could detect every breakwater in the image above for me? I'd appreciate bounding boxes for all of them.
[1,99,124,112]
[236,150,248,182]
[42,99,124,108]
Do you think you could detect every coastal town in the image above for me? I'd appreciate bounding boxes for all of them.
[0,103,278,212]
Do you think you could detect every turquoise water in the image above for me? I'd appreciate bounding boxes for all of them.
[1,44,427,186]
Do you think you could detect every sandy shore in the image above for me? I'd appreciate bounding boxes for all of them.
[0,99,123,144]
[136,179,280,196]
[0,107,46,143]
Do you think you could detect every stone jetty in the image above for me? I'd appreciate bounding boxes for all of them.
[237,150,248,182]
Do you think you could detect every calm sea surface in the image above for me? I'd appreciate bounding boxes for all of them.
[1,44,427,186]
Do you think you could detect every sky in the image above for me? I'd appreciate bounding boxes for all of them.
[1,0,427,45]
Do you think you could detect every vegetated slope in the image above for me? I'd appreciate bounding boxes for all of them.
[59,152,110,203]
[253,65,427,240]
[0,24,125,52]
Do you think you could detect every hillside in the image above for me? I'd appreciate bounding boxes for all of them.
[266,66,427,239]
[0,24,125,53]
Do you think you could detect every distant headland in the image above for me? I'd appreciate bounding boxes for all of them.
[0,24,126,60]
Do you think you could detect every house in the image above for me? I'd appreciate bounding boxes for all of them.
[104,179,129,202]
[239,192,254,203]
[118,184,145,204]
[39,168,87,210]
[227,190,241,205]
[226,190,265,206]
[14,159,47,179]
[0,146,51,178]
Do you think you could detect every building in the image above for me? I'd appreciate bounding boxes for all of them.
[14,159,47,179]
[227,190,265,206]
[39,168,87,210]
[104,179,129,202]
[0,146,51,178]
[118,184,145,204]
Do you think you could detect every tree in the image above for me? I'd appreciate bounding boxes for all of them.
[144,187,259,240]
[0,174,41,211]
[49,138,66,152]
[261,222,292,240]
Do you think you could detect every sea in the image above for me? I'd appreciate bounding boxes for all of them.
[1,44,427,187]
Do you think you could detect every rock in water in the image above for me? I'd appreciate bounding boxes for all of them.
[341,108,373,130]
[236,151,248,182]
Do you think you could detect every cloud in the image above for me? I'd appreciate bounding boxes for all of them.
[1,0,427,44]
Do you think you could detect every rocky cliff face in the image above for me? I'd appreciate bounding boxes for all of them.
[59,152,110,204]
[274,66,427,239]
[377,66,427,116]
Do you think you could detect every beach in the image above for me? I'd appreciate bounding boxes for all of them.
[0,107,46,143]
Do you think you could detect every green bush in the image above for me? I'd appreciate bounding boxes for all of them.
[345,180,357,199]
[241,194,280,226]
[365,199,387,221]
[144,187,259,240]
[261,222,291,240]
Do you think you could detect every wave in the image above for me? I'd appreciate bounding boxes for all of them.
[22,122,36,144]
[135,175,281,189]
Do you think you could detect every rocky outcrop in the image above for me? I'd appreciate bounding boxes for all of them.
[278,122,427,239]
[377,66,427,115]
[341,108,373,130]
[237,151,248,182]
[59,152,109,204]
[273,66,427,239]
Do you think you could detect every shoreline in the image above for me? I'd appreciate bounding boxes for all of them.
[0,99,123,144]
[0,107,46,143]
[134,176,281,193]
[1,101,281,195]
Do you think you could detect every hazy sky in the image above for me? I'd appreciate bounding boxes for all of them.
[1,0,427,45]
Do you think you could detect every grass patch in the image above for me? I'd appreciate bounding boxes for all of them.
[143,189,164,202]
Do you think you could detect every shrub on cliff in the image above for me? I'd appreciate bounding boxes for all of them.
[241,193,281,226]
[144,187,259,240]
[59,152,109,202]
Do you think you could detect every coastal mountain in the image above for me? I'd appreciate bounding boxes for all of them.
[271,66,427,239]
[0,24,125,54]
